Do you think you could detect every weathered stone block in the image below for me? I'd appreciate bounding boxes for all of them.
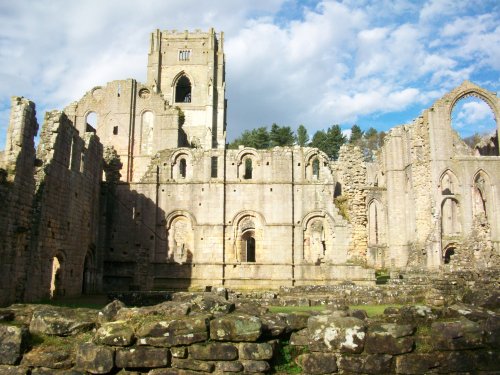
[430,318,484,350]
[98,299,126,323]
[210,314,262,342]
[281,312,311,331]
[296,352,337,374]
[172,357,215,372]
[0,365,29,374]
[0,325,28,365]
[170,347,187,358]
[260,313,287,337]
[21,346,73,369]
[116,347,170,369]
[189,342,238,360]
[29,307,95,336]
[308,315,366,353]
[339,354,392,374]
[94,320,134,346]
[290,328,309,346]
[0,310,14,322]
[239,342,273,360]
[365,323,414,355]
[215,360,244,372]
[242,360,270,373]
[136,316,209,346]
[475,349,500,371]
[394,353,441,374]
[74,343,114,374]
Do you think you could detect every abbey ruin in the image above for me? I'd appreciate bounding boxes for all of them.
[1,28,499,306]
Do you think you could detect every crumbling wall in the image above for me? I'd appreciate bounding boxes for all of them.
[0,97,38,306]
[24,110,102,301]
[336,144,368,260]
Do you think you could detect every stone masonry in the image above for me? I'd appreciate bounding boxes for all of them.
[0,28,499,305]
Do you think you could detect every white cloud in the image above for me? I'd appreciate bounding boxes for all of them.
[0,0,498,148]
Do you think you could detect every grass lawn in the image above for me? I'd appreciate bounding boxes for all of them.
[269,304,401,317]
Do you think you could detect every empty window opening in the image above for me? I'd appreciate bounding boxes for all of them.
[179,158,187,178]
[244,158,253,180]
[179,50,191,61]
[50,256,63,299]
[451,95,498,156]
[368,201,380,245]
[85,112,97,132]
[211,156,218,178]
[242,232,256,262]
[312,158,320,179]
[175,75,192,103]
[444,247,456,264]
[117,83,121,97]
[82,251,96,294]
[113,126,118,135]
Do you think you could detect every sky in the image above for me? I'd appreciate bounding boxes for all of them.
[0,0,498,149]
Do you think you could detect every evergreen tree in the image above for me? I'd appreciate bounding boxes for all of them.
[349,124,363,144]
[296,124,309,147]
[310,124,346,160]
[270,123,295,147]
[228,127,270,149]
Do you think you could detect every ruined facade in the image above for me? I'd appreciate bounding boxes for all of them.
[0,29,499,305]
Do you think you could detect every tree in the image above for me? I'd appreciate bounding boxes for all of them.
[228,127,270,149]
[349,124,363,145]
[270,123,295,147]
[296,124,309,147]
[310,124,347,160]
[358,127,385,161]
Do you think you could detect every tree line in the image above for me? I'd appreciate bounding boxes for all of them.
[228,123,386,161]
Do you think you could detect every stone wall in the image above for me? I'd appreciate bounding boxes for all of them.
[0,97,38,306]
[0,280,498,374]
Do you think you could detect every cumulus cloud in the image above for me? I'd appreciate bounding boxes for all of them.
[0,0,498,148]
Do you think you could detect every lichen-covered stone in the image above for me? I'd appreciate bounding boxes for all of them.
[115,347,170,369]
[74,343,114,374]
[215,360,244,372]
[210,314,262,342]
[242,360,270,373]
[94,321,135,346]
[29,306,95,337]
[0,325,28,365]
[260,313,287,337]
[21,346,73,369]
[171,358,214,372]
[170,347,187,358]
[189,342,238,360]
[296,352,337,374]
[97,300,126,323]
[136,316,209,346]
[394,353,441,374]
[308,315,366,353]
[365,323,414,355]
[172,293,234,314]
[0,365,29,374]
[238,342,273,360]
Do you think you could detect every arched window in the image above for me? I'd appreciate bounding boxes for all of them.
[441,198,461,236]
[312,158,320,179]
[50,255,64,299]
[175,75,192,103]
[244,158,253,180]
[179,158,187,178]
[368,201,379,245]
[85,112,98,132]
[443,246,456,264]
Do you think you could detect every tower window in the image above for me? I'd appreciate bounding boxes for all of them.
[175,75,192,103]
[312,158,320,179]
[113,126,118,135]
[211,156,218,178]
[179,50,191,61]
[179,158,187,178]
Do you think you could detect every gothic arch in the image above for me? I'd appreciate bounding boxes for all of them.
[472,170,494,220]
[82,247,97,294]
[49,251,66,299]
[439,169,460,196]
[301,211,335,263]
[165,211,196,263]
[172,71,194,104]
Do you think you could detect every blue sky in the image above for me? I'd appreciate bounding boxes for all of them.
[0,0,498,148]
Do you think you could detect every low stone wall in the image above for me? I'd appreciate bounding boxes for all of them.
[0,287,498,374]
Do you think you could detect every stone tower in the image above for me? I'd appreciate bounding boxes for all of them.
[147,28,226,149]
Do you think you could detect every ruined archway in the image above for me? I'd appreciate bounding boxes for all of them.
[441,197,461,237]
[232,211,264,263]
[82,248,97,294]
[166,213,195,263]
[49,253,65,299]
[302,212,336,264]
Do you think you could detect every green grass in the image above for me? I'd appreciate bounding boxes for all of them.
[269,304,402,317]
[271,340,306,374]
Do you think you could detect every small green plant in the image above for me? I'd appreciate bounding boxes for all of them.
[271,340,306,374]
[334,196,350,221]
